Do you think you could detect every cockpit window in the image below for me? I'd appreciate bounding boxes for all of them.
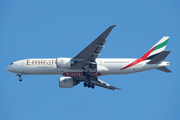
[10,63,13,65]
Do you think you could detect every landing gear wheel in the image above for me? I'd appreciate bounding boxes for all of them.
[17,73,22,82]
[83,82,95,89]
[19,78,22,82]
[88,83,91,88]
[84,82,87,87]
[91,84,95,89]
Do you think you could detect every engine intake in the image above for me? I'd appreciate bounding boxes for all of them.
[59,77,78,88]
[56,57,74,68]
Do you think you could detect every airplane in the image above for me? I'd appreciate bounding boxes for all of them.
[6,25,171,90]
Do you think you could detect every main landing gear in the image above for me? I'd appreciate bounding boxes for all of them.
[82,71,92,80]
[17,73,22,82]
[82,71,95,89]
[82,65,96,89]
[84,82,95,89]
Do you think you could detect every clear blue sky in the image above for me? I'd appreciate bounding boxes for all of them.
[1,0,180,120]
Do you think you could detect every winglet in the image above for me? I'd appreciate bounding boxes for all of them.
[106,25,116,35]
[109,25,117,28]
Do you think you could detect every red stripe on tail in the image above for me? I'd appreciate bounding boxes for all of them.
[121,46,156,70]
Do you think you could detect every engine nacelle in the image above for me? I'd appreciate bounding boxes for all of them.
[56,57,74,68]
[59,77,78,88]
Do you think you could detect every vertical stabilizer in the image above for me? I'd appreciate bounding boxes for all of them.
[139,36,170,61]
[145,36,170,60]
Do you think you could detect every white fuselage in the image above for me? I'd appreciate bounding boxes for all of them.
[5,25,171,90]
[6,58,170,77]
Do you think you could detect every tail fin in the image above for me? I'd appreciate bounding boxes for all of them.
[140,36,170,60]
[121,36,170,71]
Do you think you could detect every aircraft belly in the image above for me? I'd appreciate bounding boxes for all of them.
[120,64,158,74]
[22,65,59,75]
[102,63,127,74]
[60,69,102,77]
[101,61,159,75]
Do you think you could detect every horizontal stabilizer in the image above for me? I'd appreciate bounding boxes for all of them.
[147,51,171,64]
[156,67,172,73]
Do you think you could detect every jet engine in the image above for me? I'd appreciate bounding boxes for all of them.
[56,57,74,68]
[59,77,78,88]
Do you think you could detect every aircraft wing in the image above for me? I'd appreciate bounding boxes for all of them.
[90,78,122,90]
[74,76,121,90]
[72,25,116,69]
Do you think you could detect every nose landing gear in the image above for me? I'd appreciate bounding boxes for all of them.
[17,73,22,82]
[19,78,22,82]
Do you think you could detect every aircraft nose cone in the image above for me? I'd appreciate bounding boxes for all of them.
[6,65,12,72]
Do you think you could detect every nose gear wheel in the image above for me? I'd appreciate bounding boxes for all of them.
[17,73,22,82]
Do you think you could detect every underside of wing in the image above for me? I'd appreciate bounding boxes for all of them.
[90,79,122,90]
[73,77,121,90]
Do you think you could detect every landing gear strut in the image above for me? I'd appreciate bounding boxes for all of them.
[82,71,93,81]
[17,73,22,82]
[82,64,96,89]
